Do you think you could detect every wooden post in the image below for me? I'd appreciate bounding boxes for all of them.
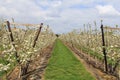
[100,22,108,72]
[7,21,14,42]
[6,21,20,63]
[32,23,43,48]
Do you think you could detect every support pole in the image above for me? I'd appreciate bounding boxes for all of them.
[33,23,43,48]
[100,22,108,72]
[6,21,20,63]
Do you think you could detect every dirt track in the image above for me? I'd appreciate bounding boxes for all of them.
[7,45,53,80]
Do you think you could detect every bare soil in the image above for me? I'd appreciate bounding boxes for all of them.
[6,45,53,80]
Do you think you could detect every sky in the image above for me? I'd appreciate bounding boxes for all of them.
[0,0,120,33]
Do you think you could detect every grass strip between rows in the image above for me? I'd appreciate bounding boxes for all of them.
[44,39,96,80]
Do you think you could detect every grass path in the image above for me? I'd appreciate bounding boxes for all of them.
[44,39,96,80]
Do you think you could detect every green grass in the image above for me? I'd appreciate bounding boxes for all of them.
[0,53,17,77]
[44,39,96,80]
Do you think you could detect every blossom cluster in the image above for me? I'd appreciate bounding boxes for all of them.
[0,22,56,75]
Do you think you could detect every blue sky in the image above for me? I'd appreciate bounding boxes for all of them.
[0,0,120,33]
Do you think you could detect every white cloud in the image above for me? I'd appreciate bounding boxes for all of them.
[96,5,120,16]
[0,6,19,17]
[52,1,62,7]
[0,0,120,33]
